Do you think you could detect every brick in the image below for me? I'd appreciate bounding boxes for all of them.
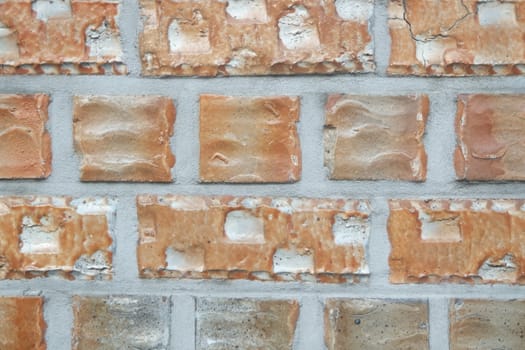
[72,296,170,350]
[388,0,525,76]
[0,297,46,350]
[325,299,429,350]
[455,94,525,181]
[137,195,370,283]
[0,0,125,75]
[196,298,299,350]
[324,95,428,181]
[450,299,525,349]
[139,0,374,76]
[200,95,301,183]
[0,196,114,279]
[388,200,525,284]
[73,96,175,182]
[0,94,51,179]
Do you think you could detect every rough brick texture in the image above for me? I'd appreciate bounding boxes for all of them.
[200,95,301,183]
[0,196,114,279]
[0,94,51,179]
[137,195,370,282]
[196,298,299,350]
[455,94,525,181]
[324,94,428,181]
[389,200,525,284]
[72,296,171,350]
[0,0,125,75]
[389,0,525,75]
[0,297,46,350]
[73,96,175,182]
[325,299,429,349]
[139,0,374,76]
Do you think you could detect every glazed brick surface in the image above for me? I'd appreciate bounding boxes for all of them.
[389,200,525,284]
[388,0,525,75]
[324,94,428,181]
[0,197,114,279]
[0,94,51,179]
[455,94,525,181]
[0,297,46,350]
[73,96,176,182]
[139,0,374,76]
[200,95,301,183]
[0,0,125,75]
[137,195,370,282]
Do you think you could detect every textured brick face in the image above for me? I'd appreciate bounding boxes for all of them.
[139,0,374,76]
[325,299,429,350]
[450,299,525,350]
[0,297,46,350]
[196,298,299,350]
[389,0,525,75]
[0,94,51,179]
[324,95,428,181]
[73,96,175,182]
[389,200,525,284]
[200,95,301,183]
[72,296,171,350]
[0,197,114,279]
[455,94,525,181]
[137,195,370,282]
[0,0,125,74]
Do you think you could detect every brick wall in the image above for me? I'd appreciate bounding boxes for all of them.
[1,0,525,349]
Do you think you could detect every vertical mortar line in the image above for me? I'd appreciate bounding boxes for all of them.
[373,0,391,76]
[113,194,139,282]
[118,0,142,76]
[429,298,450,350]
[44,292,73,350]
[294,296,326,350]
[171,295,196,350]
[367,197,391,288]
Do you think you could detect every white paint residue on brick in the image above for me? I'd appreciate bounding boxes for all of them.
[278,5,320,50]
[272,248,314,273]
[226,0,268,22]
[478,254,518,282]
[332,214,369,246]
[71,198,117,243]
[478,1,517,26]
[0,22,18,60]
[224,210,265,243]
[165,247,204,272]
[73,250,111,275]
[20,216,60,254]
[31,0,71,21]
[415,38,456,66]
[419,211,462,242]
[85,22,122,58]
[168,15,211,53]
[334,0,373,22]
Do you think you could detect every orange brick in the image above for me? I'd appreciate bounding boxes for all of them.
[73,96,175,182]
[0,94,51,179]
[137,195,370,283]
[388,0,525,75]
[139,0,374,76]
[0,196,114,280]
[455,95,525,181]
[0,297,46,350]
[200,95,301,183]
[389,200,525,284]
[0,0,125,75]
[324,95,428,181]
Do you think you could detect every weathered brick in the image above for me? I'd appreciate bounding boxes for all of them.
[72,296,170,350]
[0,94,51,179]
[388,0,525,75]
[325,299,429,350]
[0,196,114,279]
[200,95,301,183]
[139,0,374,76]
[389,200,525,284]
[0,297,46,350]
[196,298,299,350]
[450,299,525,350]
[324,95,428,181]
[455,94,525,181]
[137,195,370,283]
[73,96,175,182]
[0,0,125,75]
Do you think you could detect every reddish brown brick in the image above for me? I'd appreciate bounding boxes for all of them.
[139,0,374,76]
[389,0,525,75]
[324,94,428,181]
[0,94,51,179]
[455,94,525,181]
[73,96,175,182]
[325,299,429,350]
[0,196,114,280]
[0,0,125,75]
[389,200,525,284]
[137,195,370,283]
[0,297,46,350]
[200,95,301,183]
